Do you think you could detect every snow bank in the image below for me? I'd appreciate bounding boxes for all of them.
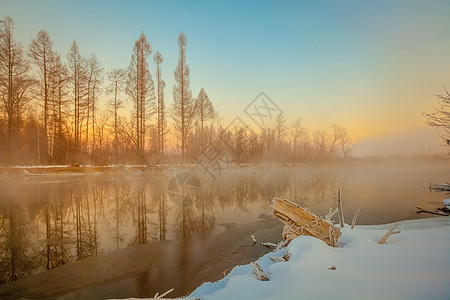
[190,217,450,300]
[444,199,450,210]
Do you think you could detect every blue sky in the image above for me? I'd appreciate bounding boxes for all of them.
[2,0,450,153]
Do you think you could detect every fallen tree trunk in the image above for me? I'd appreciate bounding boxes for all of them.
[272,197,341,247]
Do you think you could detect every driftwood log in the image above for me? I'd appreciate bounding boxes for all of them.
[428,183,450,192]
[272,197,341,247]
[416,206,449,216]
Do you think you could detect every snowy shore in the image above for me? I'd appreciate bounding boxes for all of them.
[189,217,450,300]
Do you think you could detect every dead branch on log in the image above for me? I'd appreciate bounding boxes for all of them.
[251,262,269,281]
[325,207,339,222]
[351,207,364,229]
[273,197,341,247]
[378,223,400,244]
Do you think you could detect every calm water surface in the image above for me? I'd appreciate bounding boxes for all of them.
[0,160,448,297]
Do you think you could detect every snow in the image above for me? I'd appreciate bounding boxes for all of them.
[444,199,450,210]
[190,217,450,300]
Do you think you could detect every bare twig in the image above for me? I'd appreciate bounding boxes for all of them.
[261,242,278,248]
[251,262,269,281]
[336,188,344,228]
[378,223,400,244]
[351,207,364,229]
[153,288,174,299]
[269,255,286,263]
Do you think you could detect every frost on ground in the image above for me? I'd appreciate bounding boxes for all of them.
[190,217,450,300]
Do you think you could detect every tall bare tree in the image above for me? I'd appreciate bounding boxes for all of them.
[126,32,156,161]
[107,68,126,163]
[66,41,83,160]
[49,53,69,163]
[171,32,195,160]
[0,17,33,165]
[84,55,102,160]
[194,88,216,150]
[29,30,55,164]
[154,51,166,156]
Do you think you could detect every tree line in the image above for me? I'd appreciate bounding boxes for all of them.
[0,16,353,166]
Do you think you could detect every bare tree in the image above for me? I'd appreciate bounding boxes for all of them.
[194,88,216,150]
[84,55,102,161]
[330,124,349,157]
[290,118,308,161]
[49,53,69,163]
[424,87,450,147]
[66,41,83,161]
[154,51,167,157]
[106,68,126,163]
[171,32,195,160]
[0,17,33,165]
[313,130,328,160]
[29,30,55,164]
[125,32,156,162]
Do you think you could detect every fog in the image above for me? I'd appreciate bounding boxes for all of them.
[0,159,448,286]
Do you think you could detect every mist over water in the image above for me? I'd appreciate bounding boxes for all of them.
[0,160,448,288]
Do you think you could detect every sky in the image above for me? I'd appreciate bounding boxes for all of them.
[1,0,450,155]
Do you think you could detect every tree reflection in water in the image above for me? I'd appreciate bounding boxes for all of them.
[1,163,437,285]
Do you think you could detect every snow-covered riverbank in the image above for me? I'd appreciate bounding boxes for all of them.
[189,217,450,300]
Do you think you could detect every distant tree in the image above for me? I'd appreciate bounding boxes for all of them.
[330,124,349,157]
[0,17,33,165]
[274,114,287,145]
[29,30,55,164]
[290,118,308,161]
[125,32,156,161]
[424,87,450,147]
[313,130,328,160]
[194,88,216,150]
[171,32,196,160]
[106,68,126,163]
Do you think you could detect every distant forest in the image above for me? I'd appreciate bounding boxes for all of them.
[0,16,354,166]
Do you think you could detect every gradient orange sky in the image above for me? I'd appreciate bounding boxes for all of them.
[1,0,450,155]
